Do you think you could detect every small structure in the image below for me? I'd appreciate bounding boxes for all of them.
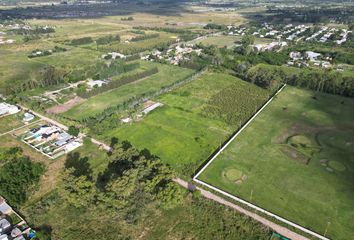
[87,79,107,89]
[142,102,163,115]
[0,197,11,215]
[305,51,321,62]
[0,219,11,235]
[121,117,132,123]
[0,103,20,117]
[22,112,34,122]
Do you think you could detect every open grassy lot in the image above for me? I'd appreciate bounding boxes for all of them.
[199,86,354,239]
[97,72,270,175]
[193,35,241,48]
[0,48,46,93]
[32,46,100,70]
[98,32,177,54]
[0,113,25,134]
[63,63,195,120]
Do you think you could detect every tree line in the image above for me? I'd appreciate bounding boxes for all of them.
[130,33,159,42]
[244,64,354,97]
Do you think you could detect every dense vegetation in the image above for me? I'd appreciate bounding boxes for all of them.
[96,34,120,45]
[0,147,44,207]
[70,37,93,46]
[204,82,270,126]
[22,140,270,240]
[245,64,354,97]
[130,33,159,42]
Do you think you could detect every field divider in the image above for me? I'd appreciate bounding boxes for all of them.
[193,83,331,240]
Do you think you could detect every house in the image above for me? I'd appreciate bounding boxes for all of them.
[121,117,132,123]
[142,102,163,115]
[87,79,107,89]
[0,219,11,235]
[0,103,20,116]
[0,235,9,240]
[55,132,73,147]
[23,112,34,122]
[305,51,321,61]
[289,51,302,60]
[0,198,11,215]
[252,44,264,52]
[64,141,82,152]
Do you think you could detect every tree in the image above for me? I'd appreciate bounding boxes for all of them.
[68,126,80,137]
[0,155,44,207]
[60,168,96,208]
[155,182,184,210]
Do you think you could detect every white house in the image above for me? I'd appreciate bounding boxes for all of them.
[305,51,321,61]
[0,103,20,116]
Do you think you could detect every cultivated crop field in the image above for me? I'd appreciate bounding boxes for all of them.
[98,72,270,175]
[198,86,354,239]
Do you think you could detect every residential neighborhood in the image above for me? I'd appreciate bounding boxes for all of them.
[0,197,35,240]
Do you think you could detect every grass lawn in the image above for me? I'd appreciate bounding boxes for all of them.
[193,35,241,48]
[63,63,195,120]
[199,86,354,239]
[0,113,25,134]
[97,72,269,175]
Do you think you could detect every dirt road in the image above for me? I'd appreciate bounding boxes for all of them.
[173,178,310,240]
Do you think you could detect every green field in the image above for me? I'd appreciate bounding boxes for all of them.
[63,63,195,120]
[0,113,25,134]
[97,72,270,175]
[193,35,241,48]
[199,86,354,239]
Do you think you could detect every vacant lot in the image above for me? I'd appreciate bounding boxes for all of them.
[63,63,195,120]
[193,35,241,48]
[0,113,25,134]
[199,86,354,239]
[98,72,270,175]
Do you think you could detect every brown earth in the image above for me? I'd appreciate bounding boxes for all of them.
[46,96,85,114]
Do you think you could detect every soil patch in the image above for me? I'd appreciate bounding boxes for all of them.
[46,96,85,114]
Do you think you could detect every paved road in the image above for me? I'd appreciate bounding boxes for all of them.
[173,178,310,240]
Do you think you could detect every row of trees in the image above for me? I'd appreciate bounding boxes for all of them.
[130,33,159,42]
[6,65,67,94]
[70,37,93,46]
[245,64,354,97]
[96,34,120,45]
[77,67,159,99]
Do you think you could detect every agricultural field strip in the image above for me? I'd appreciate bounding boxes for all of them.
[193,84,329,240]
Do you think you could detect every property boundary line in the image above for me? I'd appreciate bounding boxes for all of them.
[193,84,330,240]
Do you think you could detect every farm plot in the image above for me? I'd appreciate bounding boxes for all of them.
[63,63,195,120]
[198,86,354,240]
[97,72,270,175]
